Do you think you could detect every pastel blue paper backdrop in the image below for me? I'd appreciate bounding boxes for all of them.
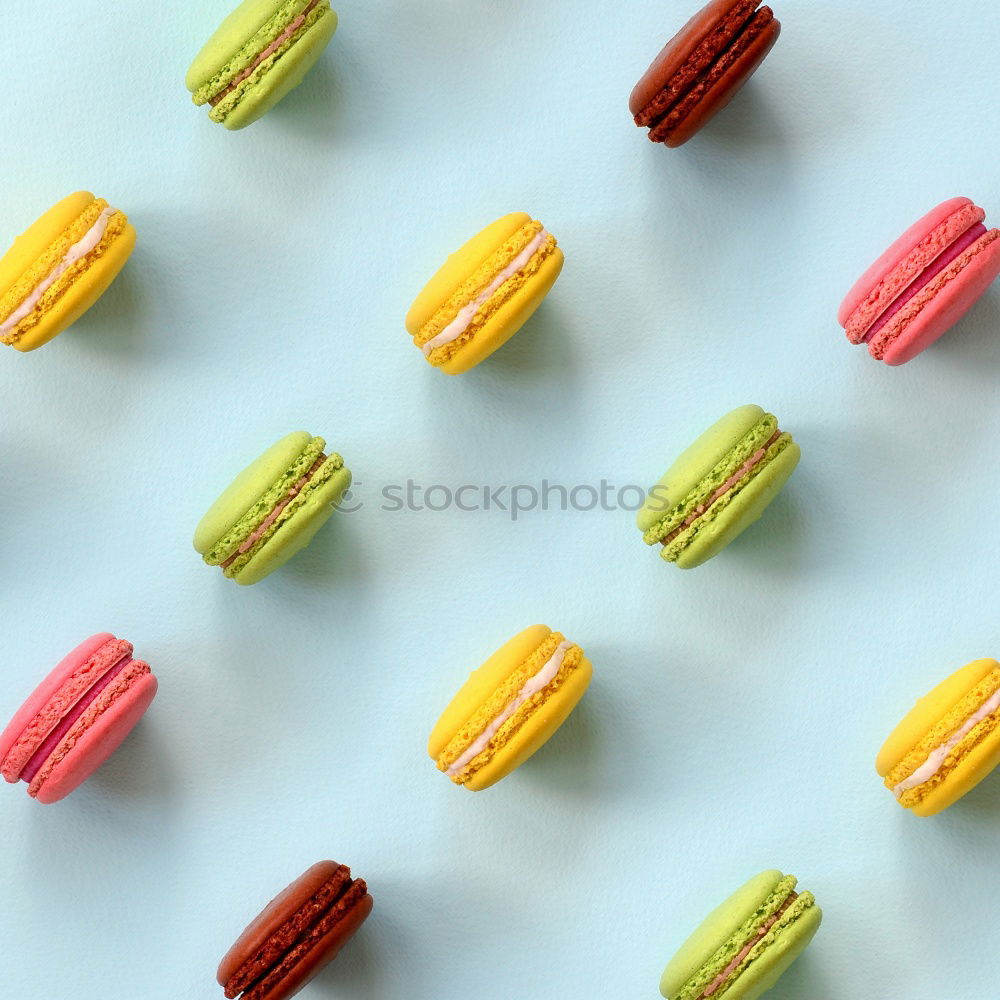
[2,1,999,997]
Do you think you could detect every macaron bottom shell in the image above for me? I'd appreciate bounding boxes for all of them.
[215,4,338,131]
[428,625,593,790]
[464,648,591,790]
[438,248,563,375]
[657,6,780,148]
[671,439,800,568]
[715,903,821,1000]
[230,463,351,585]
[879,234,1000,365]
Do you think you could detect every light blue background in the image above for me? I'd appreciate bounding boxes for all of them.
[2,1,999,997]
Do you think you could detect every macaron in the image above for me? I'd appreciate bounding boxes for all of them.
[187,0,338,130]
[637,405,799,569]
[406,212,564,374]
[194,431,351,586]
[0,633,157,804]
[630,0,780,147]
[660,870,821,1000]
[0,192,135,351]
[429,625,592,790]
[218,861,371,1000]
[838,197,1000,365]
[877,658,1000,817]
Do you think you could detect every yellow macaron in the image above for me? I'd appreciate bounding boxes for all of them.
[876,658,1000,816]
[429,625,592,790]
[406,212,564,374]
[0,192,135,352]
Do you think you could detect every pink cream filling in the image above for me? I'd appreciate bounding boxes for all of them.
[661,430,781,547]
[221,455,327,569]
[210,0,321,106]
[862,223,988,343]
[699,893,798,999]
[19,654,133,783]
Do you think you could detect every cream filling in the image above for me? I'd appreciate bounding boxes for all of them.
[1,207,116,334]
[421,228,551,356]
[446,640,571,777]
[893,685,1000,797]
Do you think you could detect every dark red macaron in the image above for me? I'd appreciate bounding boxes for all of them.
[218,861,372,1000]
[630,0,781,147]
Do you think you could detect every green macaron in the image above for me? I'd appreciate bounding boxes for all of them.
[660,870,822,1000]
[194,431,351,585]
[637,405,800,569]
[186,0,338,130]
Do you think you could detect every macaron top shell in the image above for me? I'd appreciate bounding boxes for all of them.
[428,625,551,759]
[195,432,313,556]
[838,198,978,328]
[406,213,531,336]
[0,632,112,771]
[0,193,94,303]
[637,405,767,534]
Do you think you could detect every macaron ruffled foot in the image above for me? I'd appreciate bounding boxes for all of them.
[839,197,1000,364]
[660,870,821,1000]
[637,405,800,569]
[0,632,157,803]
[877,658,1000,816]
[187,0,338,130]
[630,0,781,147]
[406,212,564,374]
[218,860,371,1000]
[194,431,352,585]
[429,625,592,790]
[0,192,135,352]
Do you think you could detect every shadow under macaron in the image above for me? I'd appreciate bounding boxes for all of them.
[468,299,576,380]
[62,251,147,357]
[924,286,1000,373]
[763,947,836,1000]
[263,48,349,145]
[717,472,809,575]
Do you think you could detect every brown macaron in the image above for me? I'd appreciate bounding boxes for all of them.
[217,861,372,1000]
[630,0,780,147]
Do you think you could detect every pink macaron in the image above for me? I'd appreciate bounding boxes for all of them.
[0,633,158,804]
[838,197,1000,365]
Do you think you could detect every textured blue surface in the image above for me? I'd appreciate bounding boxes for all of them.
[2,1,1000,997]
